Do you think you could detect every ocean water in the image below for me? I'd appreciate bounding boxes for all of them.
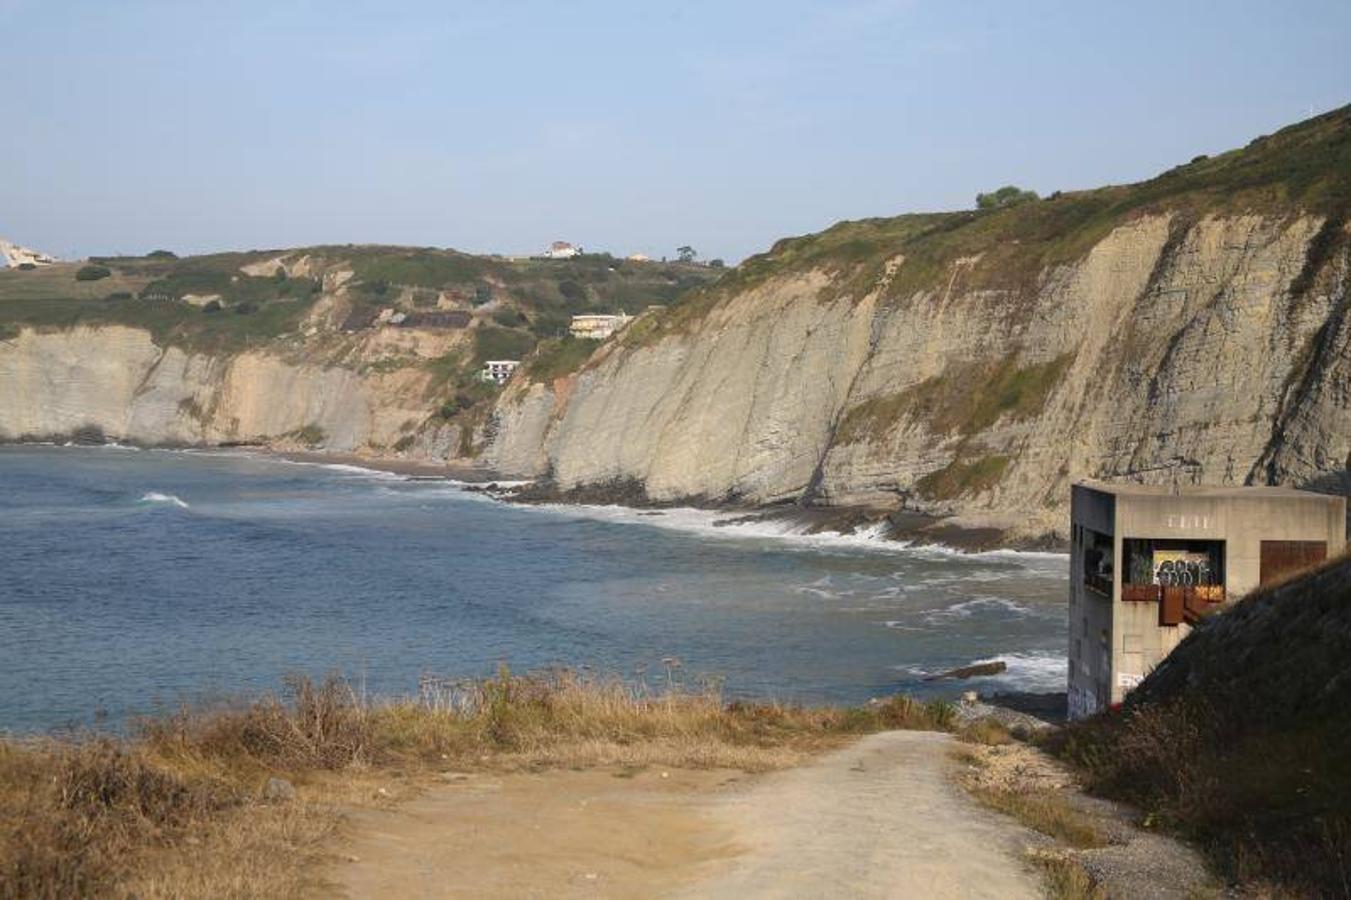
[0,445,1068,733]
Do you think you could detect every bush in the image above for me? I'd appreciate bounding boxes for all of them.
[16,262,36,271]
[146,249,177,259]
[473,326,536,364]
[558,279,585,302]
[75,265,112,282]
[975,185,1039,210]
[201,299,222,313]
[103,292,132,302]
[233,301,258,315]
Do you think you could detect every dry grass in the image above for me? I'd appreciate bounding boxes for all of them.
[956,717,1015,746]
[0,669,955,898]
[1028,851,1108,900]
[1051,554,1351,896]
[970,786,1106,849]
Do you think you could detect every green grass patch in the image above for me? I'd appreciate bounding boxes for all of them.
[473,326,536,364]
[915,455,1010,500]
[522,336,600,383]
[836,353,1074,444]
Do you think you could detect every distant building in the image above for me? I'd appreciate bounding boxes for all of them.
[543,241,581,259]
[0,239,57,268]
[1068,482,1346,720]
[626,253,651,262]
[569,313,632,340]
[481,359,520,384]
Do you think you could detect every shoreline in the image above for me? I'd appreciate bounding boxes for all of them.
[2,438,1068,554]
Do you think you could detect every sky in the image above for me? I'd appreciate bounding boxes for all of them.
[2,1,1349,263]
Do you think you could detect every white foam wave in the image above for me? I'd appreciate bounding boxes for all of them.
[139,492,189,509]
[973,651,1068,692]
[922,596,1031,624]
[516,503,944,556]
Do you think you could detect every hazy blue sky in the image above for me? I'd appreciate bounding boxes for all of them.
[3,1,1348,262]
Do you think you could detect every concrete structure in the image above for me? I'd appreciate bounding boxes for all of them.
[569,313,632,340]
[0,239,57,268]
[543,241,580,260]
[1068,482,1345,719]
[481,359,520,385]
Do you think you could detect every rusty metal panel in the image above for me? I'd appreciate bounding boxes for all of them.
[1121,584,1160,602]
[1260,541,1328,585]
[1159,587,1185,626]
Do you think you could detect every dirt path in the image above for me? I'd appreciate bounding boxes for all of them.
[324,732,1042,898]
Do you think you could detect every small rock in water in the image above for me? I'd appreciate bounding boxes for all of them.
[961,690,979,705]
[262,776,296,802]
[924,660,1007,681]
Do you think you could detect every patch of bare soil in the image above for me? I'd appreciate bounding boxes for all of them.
[320,767,740,899]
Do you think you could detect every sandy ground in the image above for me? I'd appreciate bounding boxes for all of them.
[322,732,1042,899]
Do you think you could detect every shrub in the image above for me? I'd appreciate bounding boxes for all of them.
[16,262,36,271]
[233,301,258,315]
[975,185,1039,210]
[473,326,536,364]
[75,265,112,282]
[146,250,177,259]
[201,299,222,313]
[103,292,132,302]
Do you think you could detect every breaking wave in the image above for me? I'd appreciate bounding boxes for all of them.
[139,492,189,509]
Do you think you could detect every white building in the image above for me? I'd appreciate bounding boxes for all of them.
[569,313,632,340]
[0,239,57,268]
[543,241,581,259]
[481,359,520,385]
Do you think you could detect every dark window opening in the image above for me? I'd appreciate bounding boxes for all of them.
[1081,528,1113,595]
[1123,538,1226,625]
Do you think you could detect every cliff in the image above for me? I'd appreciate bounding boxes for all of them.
[2,109,1348,543]
[0,247,718,460]
[485,107,1351,539]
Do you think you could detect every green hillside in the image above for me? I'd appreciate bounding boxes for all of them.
[0,246,722,357]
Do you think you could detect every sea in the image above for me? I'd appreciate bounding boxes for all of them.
[0,444,1069,734]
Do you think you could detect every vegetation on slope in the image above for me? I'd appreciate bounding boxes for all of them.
[630,104,1351,355]
[1053,554,1351,895]
[0,671,954,897]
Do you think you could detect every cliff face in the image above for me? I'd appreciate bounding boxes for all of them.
[0,325,459,454]
[484,109,1351,537]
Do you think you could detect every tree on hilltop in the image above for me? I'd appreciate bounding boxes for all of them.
[976,185,1039,210]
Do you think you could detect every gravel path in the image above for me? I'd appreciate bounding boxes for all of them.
[683,731,1043,899]
[327,731,1043,898]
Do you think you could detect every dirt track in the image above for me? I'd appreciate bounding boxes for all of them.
[325,731,1041,898]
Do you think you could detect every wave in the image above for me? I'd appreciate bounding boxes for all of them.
[138,492,189,509]
[515,502,1001,558]
[896,650,1067,693]
[920,596,1032,625]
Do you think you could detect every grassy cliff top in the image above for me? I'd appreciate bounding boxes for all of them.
[0,246,722,355]
[643,104,1351,338]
